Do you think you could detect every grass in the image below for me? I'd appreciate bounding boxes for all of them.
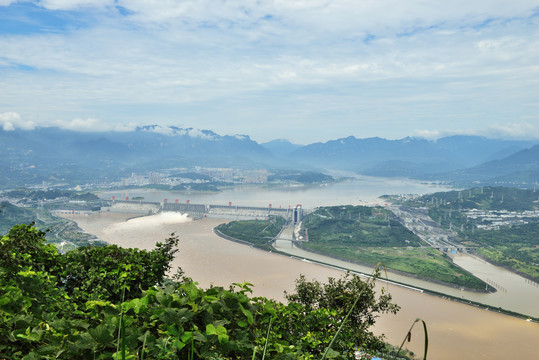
[393,318,428,360]
[301,243,487,290]
[476,247,539,279]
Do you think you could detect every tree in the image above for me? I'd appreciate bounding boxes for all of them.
[284,271,400,357]
[62,233,179,304]
[0,224,399,359]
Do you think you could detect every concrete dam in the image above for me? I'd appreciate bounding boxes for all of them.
[106,199,303,222]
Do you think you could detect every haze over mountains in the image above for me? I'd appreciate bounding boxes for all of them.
[1,126,538,189]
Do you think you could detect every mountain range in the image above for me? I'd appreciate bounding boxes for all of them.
[1,126,537,189]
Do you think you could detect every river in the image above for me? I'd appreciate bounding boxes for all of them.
[61,212,539,360]
[98,176,450,208]
[85,177,539,358]
[98,177,539,317]
[274,241,539,318]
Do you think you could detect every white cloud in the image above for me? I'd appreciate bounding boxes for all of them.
[0,112,36,131]
[415,122,539,141]
[175,128,216,140]
[17,1,537,36]
[1,1,539,142]
[0,112,138,133]
[484,122,539,140]
[51,118,137,132]
[141,126,218,139]
[37,0,113,10]
[413,129,441,140]
[142,125,175,135]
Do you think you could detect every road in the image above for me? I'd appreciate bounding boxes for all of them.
[389,205,467,253]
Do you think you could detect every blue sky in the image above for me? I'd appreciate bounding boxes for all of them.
[1,0,538,144]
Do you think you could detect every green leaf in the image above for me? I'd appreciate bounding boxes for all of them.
[180,331,193,343]
[205,323,217,335]
[324,348,341,359]
[237,320,247,328]
[239,303,254,325]
[217,333,229,344]
[88,324,114,345]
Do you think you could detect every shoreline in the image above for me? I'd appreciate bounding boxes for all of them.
[213,229,538,323]
[469,252,539,284]
[291,240,494,294]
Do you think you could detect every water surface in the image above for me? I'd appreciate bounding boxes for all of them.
[62,213,539,360]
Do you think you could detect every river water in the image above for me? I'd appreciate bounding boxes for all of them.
[98,176,449,208]
[86,177,539,358]
[61,212,539,360]
[99,177,539,317]
[274,241,539,317]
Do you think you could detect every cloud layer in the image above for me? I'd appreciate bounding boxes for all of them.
[1,1,538,142]
[0,112,35,131]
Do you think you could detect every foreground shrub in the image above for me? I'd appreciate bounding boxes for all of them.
[0,224,398,359]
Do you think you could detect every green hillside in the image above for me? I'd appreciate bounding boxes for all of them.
[301,205,487,290]
[385,187,539,281]
[0,201,45,234]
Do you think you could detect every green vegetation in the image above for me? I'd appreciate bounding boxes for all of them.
[217,205,487,290]
[463,223,539,279]
[5,189,99,202]
[305,205,420,247]
[0,202,105,250]
[216,217,286,250]
[0,224,401,359]
[169,182,223,192]
[420,186,539,212]
[268,170,333,184]
[387,187,539,281]
[302,244,485,289]
[301,205,487,290]
[0,201,47,234]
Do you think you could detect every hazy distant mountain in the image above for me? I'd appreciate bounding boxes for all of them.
[433,135,532,163]
[361,160,449,178]
[261,139,303,157]
[290,135,535,176]
[428,144,539,187]
[0,126,276,188]
[1,126,537,189]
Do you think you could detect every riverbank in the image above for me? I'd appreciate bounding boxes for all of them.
[291,240,494,294]
[470,251,539,284]
[276,244,538,322]
[59,212,539,360]
[213,230,537,322]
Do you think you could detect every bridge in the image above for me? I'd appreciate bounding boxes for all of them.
[106,199,303,222]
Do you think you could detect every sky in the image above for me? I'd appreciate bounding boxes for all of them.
[0,1,538,144]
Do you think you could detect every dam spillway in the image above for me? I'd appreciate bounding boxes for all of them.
[107,199,300,221]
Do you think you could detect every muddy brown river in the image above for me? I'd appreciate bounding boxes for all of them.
[61,212,539,360]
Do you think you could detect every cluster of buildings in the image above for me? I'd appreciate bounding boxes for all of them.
[195,168,269,183]
[116,168,269,187]
[464,209,539,230]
